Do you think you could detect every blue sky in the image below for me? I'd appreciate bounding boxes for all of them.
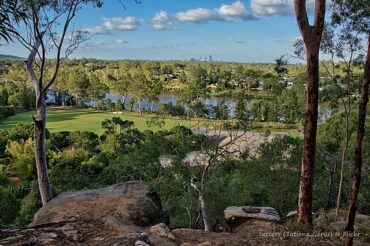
[1,0,318,63]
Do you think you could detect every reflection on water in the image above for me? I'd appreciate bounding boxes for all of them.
[106,92,337,120]
[106,92,246,117]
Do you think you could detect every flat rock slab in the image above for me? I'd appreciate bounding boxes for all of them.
[32,181,168,228]
[224,206,280,233]
[225,206,280,222]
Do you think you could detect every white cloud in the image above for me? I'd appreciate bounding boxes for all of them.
[83,26,111,35]
[217,1,257,20]
[83,16,139,35]
[175,8,221,23]
[115,39,129,44]
[251,0,315,16]
[103,17,139,31]
[85,2,258,32]
[174,1,257,23]
[152,11,177,30]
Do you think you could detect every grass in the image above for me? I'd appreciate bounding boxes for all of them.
[0,107,302,136]
[0,107,186,134]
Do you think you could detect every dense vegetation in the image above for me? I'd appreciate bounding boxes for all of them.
[0,112,369,229]
[0,57,368,229]
[0,58,363,125]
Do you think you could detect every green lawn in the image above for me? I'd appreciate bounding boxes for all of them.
[0,107,185,134]
[0,107,302,136]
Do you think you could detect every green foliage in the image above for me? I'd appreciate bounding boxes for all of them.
[246,135,302,216]
[48,131,72,151]
[157,102,186,116]
[211,100,229,120]
[0,106,15,120]
[234,98,248,121]
[6,138,36,182]
[0,81,34,109]
[182,66,210,117]
[49,155,105,194]
[0,167,7,186]
[274,84,306,123]
[14,182,42,227]
[0,186,21,227]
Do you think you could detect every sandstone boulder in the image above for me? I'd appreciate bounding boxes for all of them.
[32,181,169,227]
[224,206,280,233]
[149,223,175,240]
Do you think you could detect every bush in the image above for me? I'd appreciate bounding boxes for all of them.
[0,106,15,120]
[14,183,42,227]
[50,156,105,193]
[0,186,21,227]
[157,102,185,116]
[0,167,7,186]
[6,138,36,182]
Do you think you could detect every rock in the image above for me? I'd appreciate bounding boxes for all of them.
[180,243,194,246]
[329,221,346,232]
[32,181,169,227]
[286,210,297,219]
[197,242,211,246]
[135,232,151,244]
[286,210,315,220]
[135,240,150,246]
[149,223,175,240]
[224,206,280,233]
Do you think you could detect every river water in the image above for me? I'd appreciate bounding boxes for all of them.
[106,92,246,117]
[105,92,336,122]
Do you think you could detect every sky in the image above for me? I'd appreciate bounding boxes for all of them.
[0,0,319,63]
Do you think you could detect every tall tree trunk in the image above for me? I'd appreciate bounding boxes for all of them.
[190,177,209,231]
[344,37,370,246]
[151,101,154,113]
[25,40,53,207]
[138,98,142,115]
[325,161,337,211]
[294,0,326,227]
[122,93,127,110]
[298,49,320,226]
[336,109,350,216]
[199,191,209,231]
[34,92,53,206]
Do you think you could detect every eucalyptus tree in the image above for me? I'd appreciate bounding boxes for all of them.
[104,62,132,109]
[4,0,103,206]
[0,0,27,43]
[87,70,109,109]
[294,0,326,226]
[274,56,289,78]
[182,66,210,117]
[319,21,365,217]
[329,0,370,245]
[144,62,163,112]
[128,64,150,115]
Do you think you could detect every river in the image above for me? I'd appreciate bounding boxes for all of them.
[105,92,336,122]
[106,92,247,117]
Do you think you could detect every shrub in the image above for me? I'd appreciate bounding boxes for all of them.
[0,186,21,227]
[0,107,15,120]
[14,182,42,227]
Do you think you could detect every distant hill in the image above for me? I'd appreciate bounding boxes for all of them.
[0,54,23,59]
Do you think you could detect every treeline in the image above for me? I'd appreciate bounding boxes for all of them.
[0,58,364,124]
